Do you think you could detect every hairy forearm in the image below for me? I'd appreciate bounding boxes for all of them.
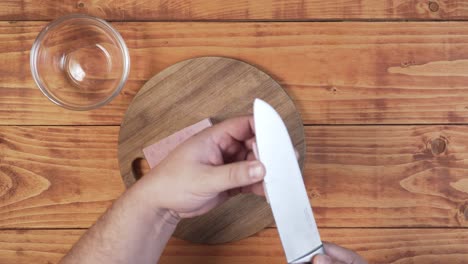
[60,184,179,264]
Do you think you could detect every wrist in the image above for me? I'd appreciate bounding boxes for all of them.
[155,207,180,226]
[127,177,180,226]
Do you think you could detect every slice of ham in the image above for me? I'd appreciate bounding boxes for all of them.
[142,118,212,168]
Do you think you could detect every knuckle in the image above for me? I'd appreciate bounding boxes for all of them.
[227,165,238,184]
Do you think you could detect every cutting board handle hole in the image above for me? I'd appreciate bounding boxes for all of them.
[131,157,151,180]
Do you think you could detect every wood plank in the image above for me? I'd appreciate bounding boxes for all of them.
[0,126,125,228]
[0,0,467,21]
[4,21,468,125]
[1,125,467,228]
[306,125,468,227]
[1,228,467,264]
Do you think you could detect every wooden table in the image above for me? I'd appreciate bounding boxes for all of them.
[1,1,468,263]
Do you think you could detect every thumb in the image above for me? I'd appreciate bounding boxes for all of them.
[207,160,265,192]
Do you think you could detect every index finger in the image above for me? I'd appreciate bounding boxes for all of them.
[210,116,255,143]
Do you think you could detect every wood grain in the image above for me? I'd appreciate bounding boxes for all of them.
[1,125,468,228]
[1,0,467,21]
[118,57,305,243]
[4,21,468,125]
[0,126,124,228]
[1,228,467,264]
[306,125,468,227]
[3,2,467,263]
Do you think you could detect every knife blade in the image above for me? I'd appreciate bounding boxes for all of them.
[253,98,323,263]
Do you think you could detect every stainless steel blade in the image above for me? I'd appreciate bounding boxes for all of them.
[254,98,323,263]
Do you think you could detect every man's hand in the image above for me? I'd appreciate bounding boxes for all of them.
[313,242,367,264]
[60,116,368,264]
[134,116,266,218]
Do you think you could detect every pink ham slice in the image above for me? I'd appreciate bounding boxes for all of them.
[142,118,213,168]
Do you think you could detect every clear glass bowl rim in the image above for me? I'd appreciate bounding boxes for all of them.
[30,13,130,111]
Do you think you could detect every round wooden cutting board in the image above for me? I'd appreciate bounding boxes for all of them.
[118,57,305,244]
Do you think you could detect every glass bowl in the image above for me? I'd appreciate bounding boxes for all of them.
[30,14,130,110]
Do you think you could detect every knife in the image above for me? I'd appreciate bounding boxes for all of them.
[253,98,323,263]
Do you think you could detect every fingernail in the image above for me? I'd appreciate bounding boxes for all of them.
[315,254,332,264]
[248,161,264,180]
